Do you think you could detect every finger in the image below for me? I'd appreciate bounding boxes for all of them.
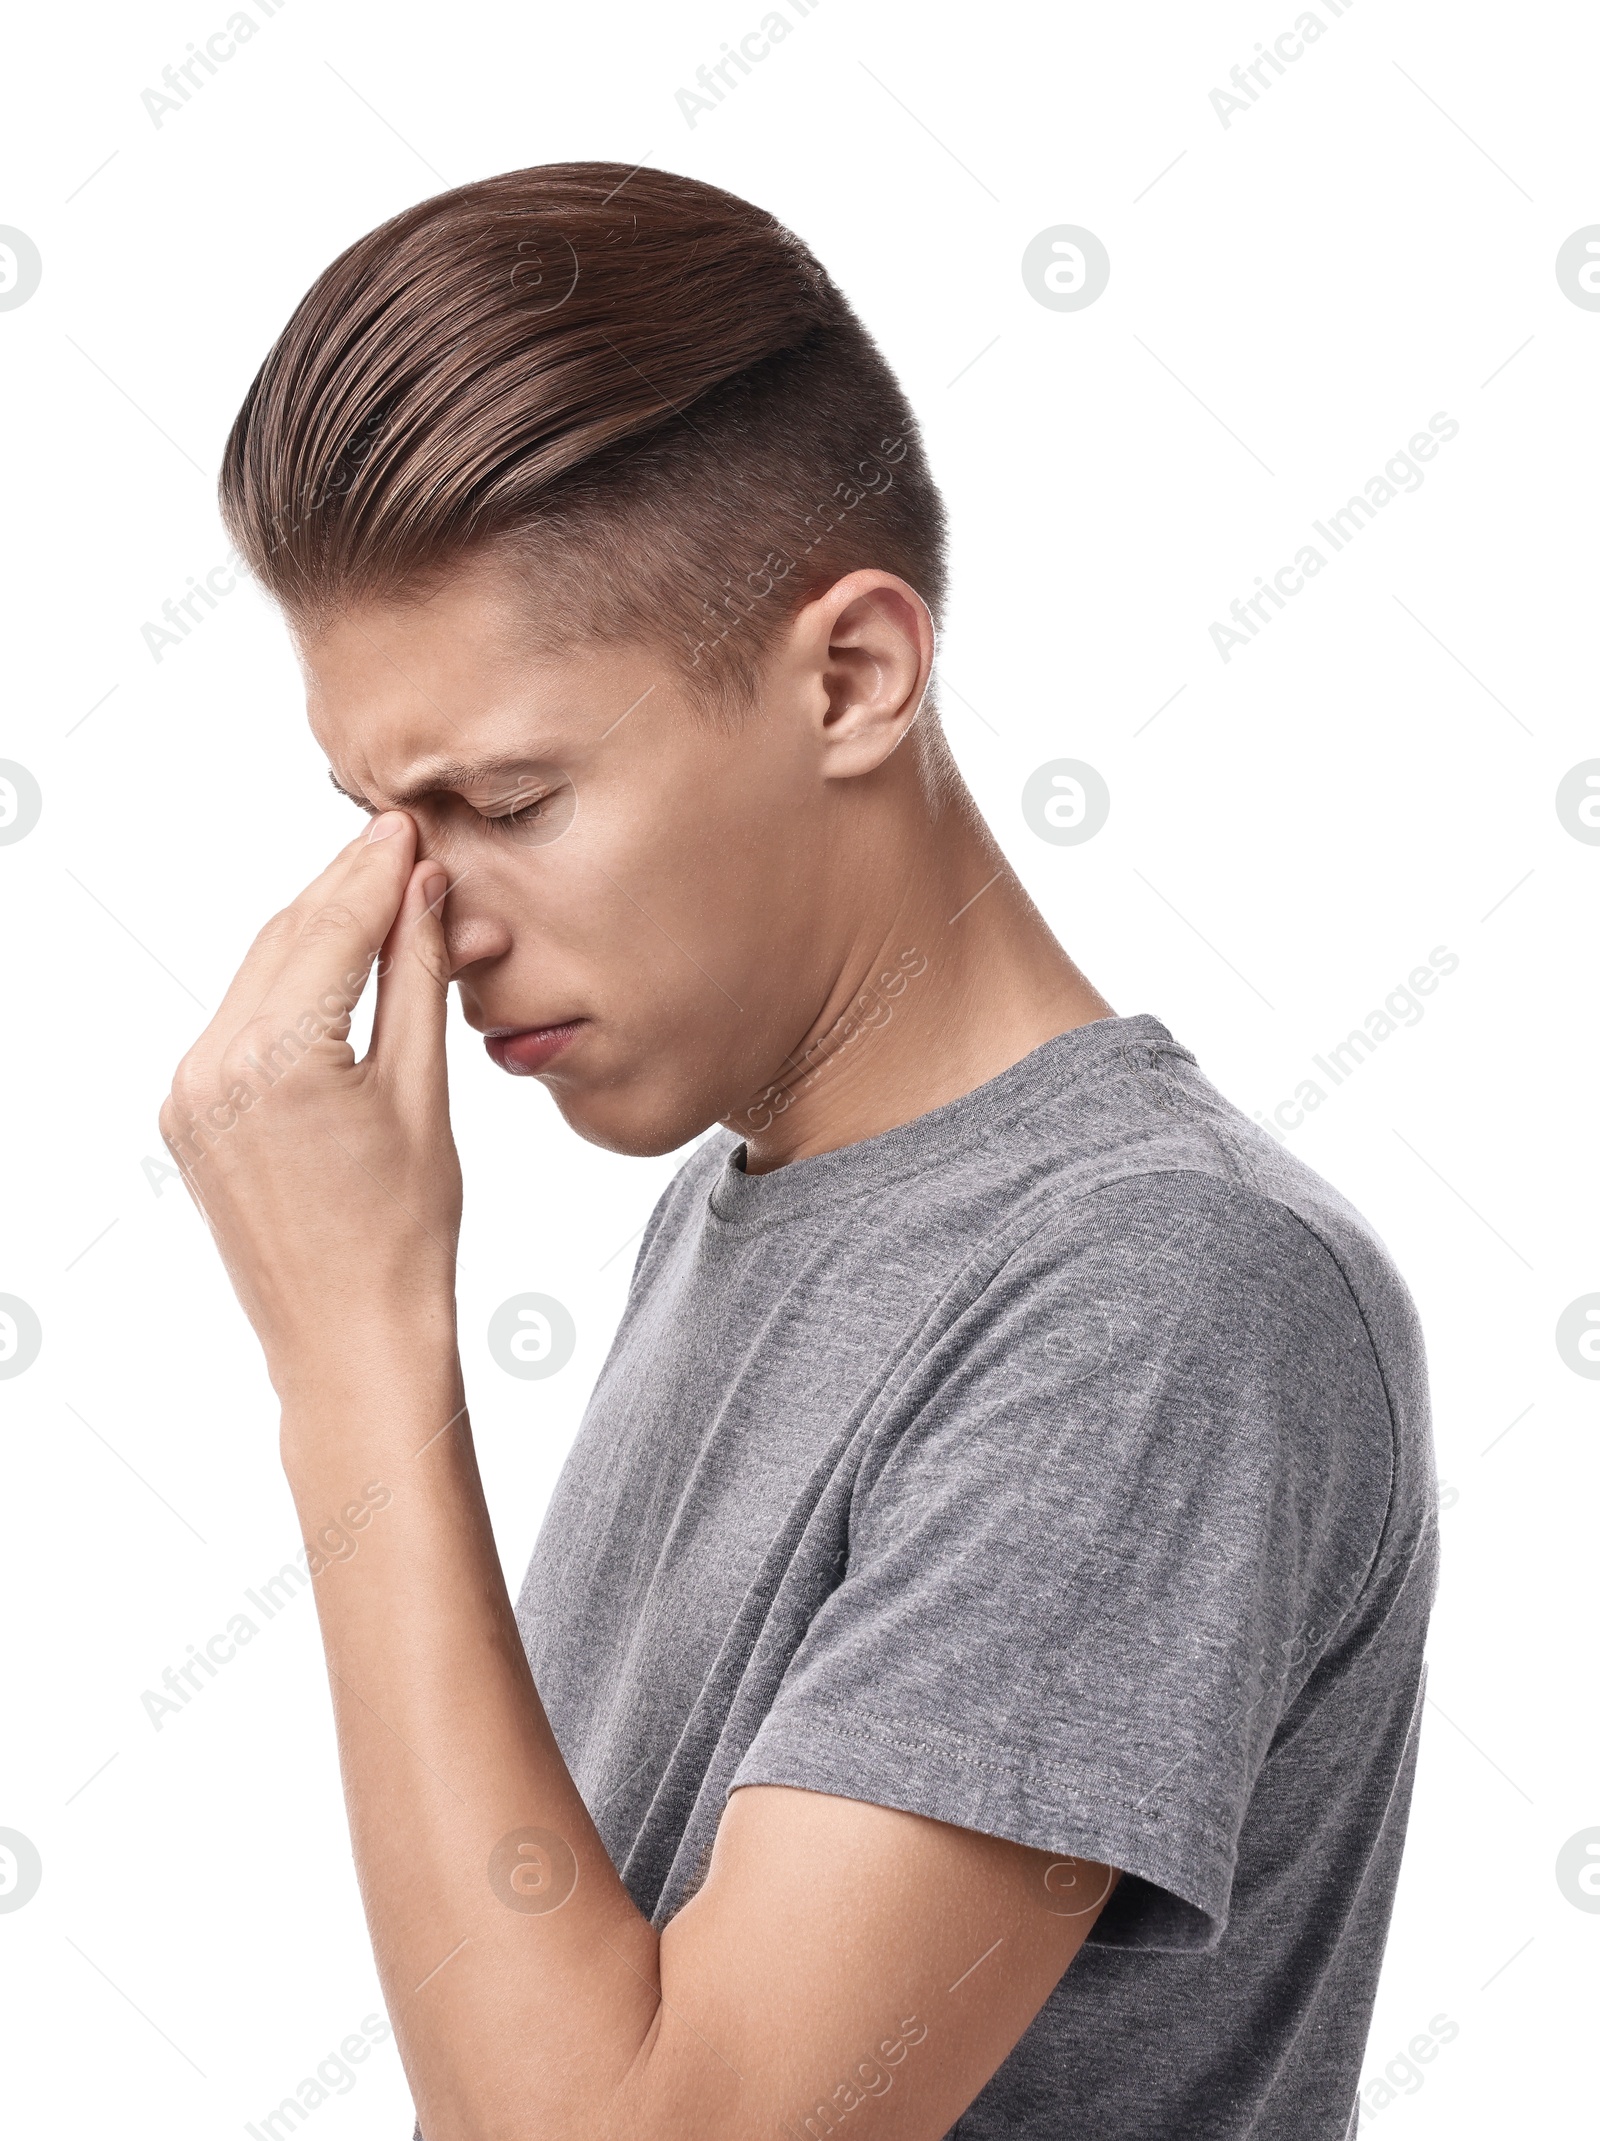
[369,857,451,1097]
[247,811,419,1056]
[201,823,383,1046]
[195,817,398,1061]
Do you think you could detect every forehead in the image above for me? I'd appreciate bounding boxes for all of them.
[295,558,647,800]
[299,560,536,738]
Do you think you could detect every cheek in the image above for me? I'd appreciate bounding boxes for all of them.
[511,743,805,1001]
[445,842,612,991]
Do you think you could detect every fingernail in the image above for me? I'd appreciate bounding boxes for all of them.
[367,812,404,842]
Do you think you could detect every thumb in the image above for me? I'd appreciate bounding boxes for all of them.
[370,859,451,1096]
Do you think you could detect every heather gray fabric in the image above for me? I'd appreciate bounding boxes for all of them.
[499,1012,1436,2140]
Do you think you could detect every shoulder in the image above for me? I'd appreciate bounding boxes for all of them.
[982,1167,1420,1499]
[982,1032,1430,1459]
[850,1161,1422,1680]
[983,1165,1388,1365]
[939,1171,1394,1446]
[876,1163,1416,1565]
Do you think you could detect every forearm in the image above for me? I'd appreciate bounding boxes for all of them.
[165,825,1109,2141]
[278,1339,662,2141]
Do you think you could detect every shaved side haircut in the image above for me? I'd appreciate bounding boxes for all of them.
[219,162,949,719]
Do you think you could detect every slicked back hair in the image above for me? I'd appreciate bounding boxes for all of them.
[219,162,948,719]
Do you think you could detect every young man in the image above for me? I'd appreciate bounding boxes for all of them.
[163,164,1438,2140]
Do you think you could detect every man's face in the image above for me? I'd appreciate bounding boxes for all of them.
[299,555,878,1155]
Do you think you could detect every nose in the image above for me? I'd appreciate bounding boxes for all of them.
[433,871,513,979]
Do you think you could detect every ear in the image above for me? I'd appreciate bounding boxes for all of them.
[794,570,936,778]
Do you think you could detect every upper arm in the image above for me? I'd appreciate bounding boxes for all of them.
[722,1178,1394,1955]
[617,1783,1116,2141]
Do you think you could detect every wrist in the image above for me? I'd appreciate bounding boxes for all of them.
[267,1289,458,1390]
[273,1323,465,1467]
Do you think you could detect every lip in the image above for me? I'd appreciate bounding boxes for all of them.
[483,1020,586,1076]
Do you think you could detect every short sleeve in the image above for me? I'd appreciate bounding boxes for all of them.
[728,1170,1396,1950]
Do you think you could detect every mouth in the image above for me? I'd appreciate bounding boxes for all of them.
[483,1020,586,1076]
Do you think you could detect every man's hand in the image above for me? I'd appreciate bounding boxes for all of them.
[158,810,1118,2141]
[158,810,459,1398]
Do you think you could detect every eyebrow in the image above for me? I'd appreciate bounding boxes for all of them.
[328,755,555,811]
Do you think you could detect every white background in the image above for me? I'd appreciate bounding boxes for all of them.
[1,0,1594,2133]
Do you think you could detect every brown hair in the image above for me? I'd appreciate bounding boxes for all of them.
[218,162,947,717]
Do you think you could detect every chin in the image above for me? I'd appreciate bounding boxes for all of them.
[543,1074,727,1161]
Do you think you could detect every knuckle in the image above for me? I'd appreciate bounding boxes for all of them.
[231,1007,331,1079]
[159,1092,201,1158]
[216,1041,260,1093]
[252,906,299,951]
[235,1012,299,1065]
[407,932,451,990]
[299,899,362,945]
[169,1055,207,1108]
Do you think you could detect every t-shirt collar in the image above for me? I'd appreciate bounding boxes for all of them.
[707,1011,1189,1226]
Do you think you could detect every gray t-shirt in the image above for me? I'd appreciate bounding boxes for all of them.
[512,1012,1438,2139]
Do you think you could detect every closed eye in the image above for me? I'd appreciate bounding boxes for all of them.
[326,767,571,836]
[481,790,557,833]
[329,771,376,814]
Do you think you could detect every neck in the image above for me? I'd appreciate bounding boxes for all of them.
[734,744,1115,1173]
